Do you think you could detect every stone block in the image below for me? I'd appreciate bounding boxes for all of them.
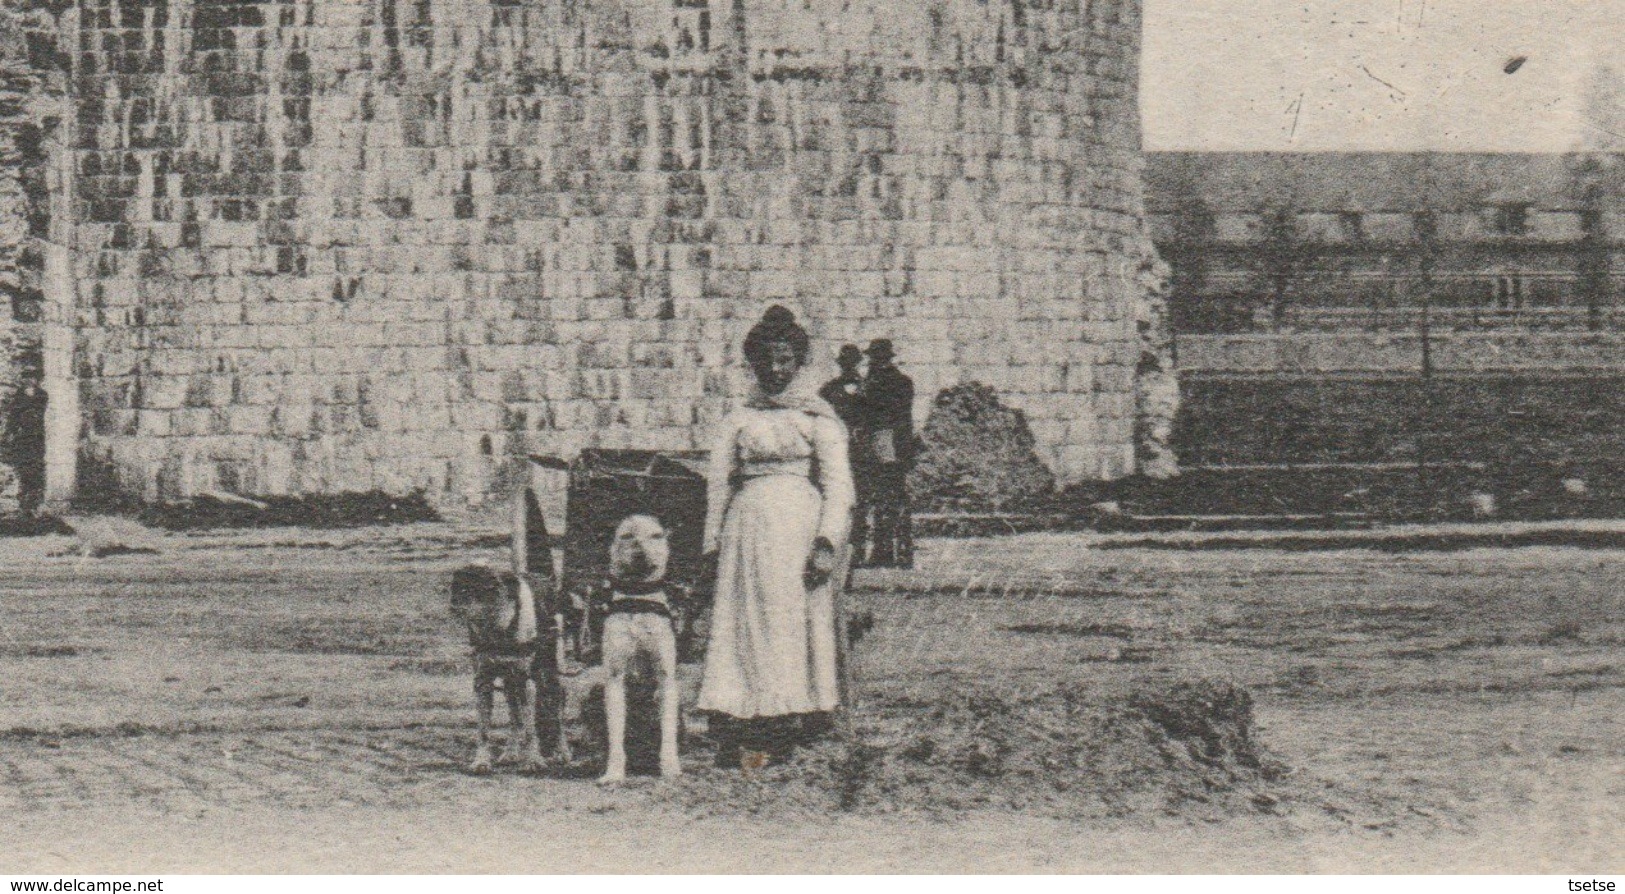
[270,405,315,439]
[229,406,273,436]
[142,375,190,410]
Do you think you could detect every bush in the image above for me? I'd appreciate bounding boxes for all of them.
[909,383,1055,513]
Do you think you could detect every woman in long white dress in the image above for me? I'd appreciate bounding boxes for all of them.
[698,306,855,767]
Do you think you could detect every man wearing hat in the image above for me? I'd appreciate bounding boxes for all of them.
[861,339,916,568]
[820,344,874,556]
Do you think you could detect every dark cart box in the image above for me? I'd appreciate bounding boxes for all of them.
[526,449,711,664]
[551,449,709,596]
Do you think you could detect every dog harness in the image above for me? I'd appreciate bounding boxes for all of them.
[475,635,546,660]
[603,578,675,622]
[605,597,674,620]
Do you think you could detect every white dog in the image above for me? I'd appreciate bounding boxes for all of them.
[597,513,683,784]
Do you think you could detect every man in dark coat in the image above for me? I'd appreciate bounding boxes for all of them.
[820,344,873,556]
[862,339,915,568]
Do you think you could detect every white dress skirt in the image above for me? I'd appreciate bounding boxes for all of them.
[697,404,854,719]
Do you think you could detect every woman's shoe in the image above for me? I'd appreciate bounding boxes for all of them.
[739,749,773,773]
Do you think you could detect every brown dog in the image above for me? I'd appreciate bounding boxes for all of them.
[449,564,572,774]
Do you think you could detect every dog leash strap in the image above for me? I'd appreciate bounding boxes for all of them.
[603,597,674,620]
[608,577,667,597]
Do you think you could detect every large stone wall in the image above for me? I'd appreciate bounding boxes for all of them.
[42,0,1156,505]
[1,0,57,511]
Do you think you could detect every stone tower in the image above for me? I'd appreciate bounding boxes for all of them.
[17,0,1165,505]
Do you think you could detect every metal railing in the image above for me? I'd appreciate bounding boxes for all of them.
[1173,301,1624,336]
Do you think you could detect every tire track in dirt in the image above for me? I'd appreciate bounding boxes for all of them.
[330,735,430,803]
[0,728,500,813]
[50,756,96,807]
[123,736,273,808]
[321,730,469,798]
[238,735,384,807]
[2,756,36,811]
[61,738,197,811]
[12,739,199,812]
[10,749,86,810]
[0,725,631,820]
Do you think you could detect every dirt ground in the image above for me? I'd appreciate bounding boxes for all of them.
[0,517,1619,873]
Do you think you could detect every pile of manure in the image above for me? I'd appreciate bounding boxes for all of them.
[666,678,1295,821]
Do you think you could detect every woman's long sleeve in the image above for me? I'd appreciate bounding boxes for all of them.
[703,416,738,554]
[812,416,855,546]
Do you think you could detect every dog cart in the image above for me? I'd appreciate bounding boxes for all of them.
[517,450,710,659]
[511,450,710,774]
[515,448,861,770]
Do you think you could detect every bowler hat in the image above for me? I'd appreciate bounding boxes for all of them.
[837,344,863,365]
[865,338,895,360]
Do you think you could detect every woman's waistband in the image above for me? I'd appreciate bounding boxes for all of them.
[739,459,812,480]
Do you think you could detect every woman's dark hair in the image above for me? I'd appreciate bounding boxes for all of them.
[742,304,810,368]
